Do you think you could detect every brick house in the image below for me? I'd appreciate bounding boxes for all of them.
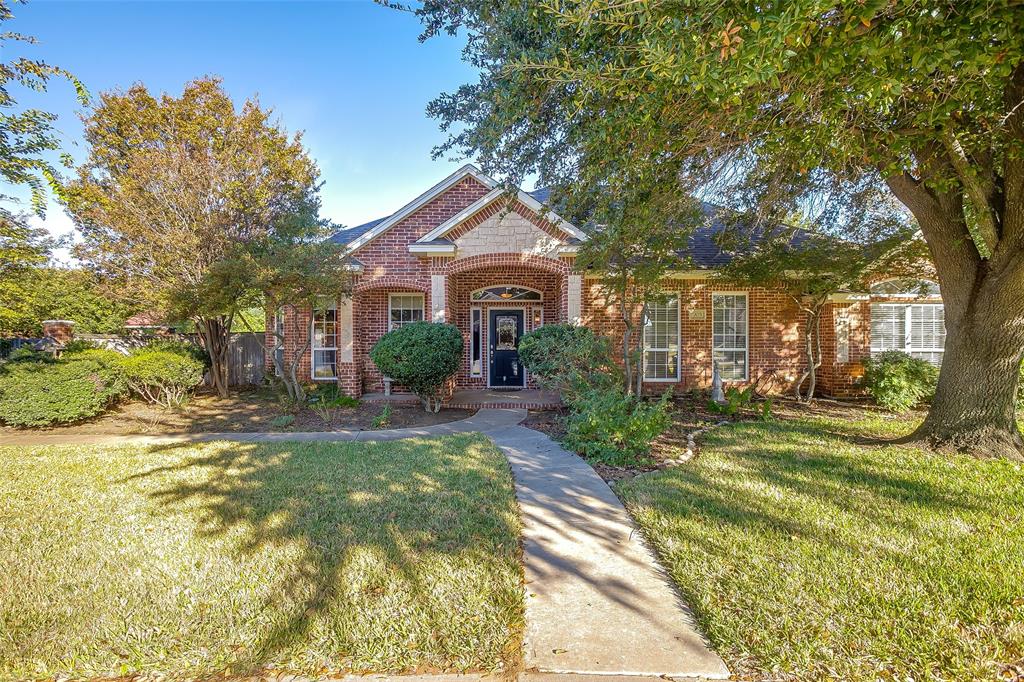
[267,164,946,398]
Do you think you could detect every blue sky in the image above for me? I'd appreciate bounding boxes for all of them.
[6,0,485,257]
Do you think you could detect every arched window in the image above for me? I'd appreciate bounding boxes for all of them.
[869,279,941,298]
[470,286,542,302]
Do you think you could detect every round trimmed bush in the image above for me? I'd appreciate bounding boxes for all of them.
[118,349,204,408]
[863,350,939,412]
[143,338,211,371]
[369,322,462,412]
[518,324,619,403]
[0,355,126,427]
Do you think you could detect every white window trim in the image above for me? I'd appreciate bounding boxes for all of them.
[388,293,425,332]
[470,306,483,377]
[642,295,682,383]
[712,291,749,382]
[469,285,543,302]
[870,303,945,358]
[311,300,338,382]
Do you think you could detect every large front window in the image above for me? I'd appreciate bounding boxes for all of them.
[643,296,679,381]
[871,303,946,365]
[389,293,424,330]
[713,293,748,380]
[311,301,337,380]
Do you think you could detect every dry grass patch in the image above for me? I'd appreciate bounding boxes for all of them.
[0,435,522,680]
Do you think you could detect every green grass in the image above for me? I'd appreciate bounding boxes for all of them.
[0,435,523,681]
[617,414,1024,681]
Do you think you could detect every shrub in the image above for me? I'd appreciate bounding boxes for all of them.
[5,346,52,363]
[863,350,939,412]
[309,382,359,408]
[563,388,672,466]
[144,337,211,371]
[118,349,204,409]
[519,324,620,403]
[0,355,126,426]
[370,322,462,412]
[60,339,99,355]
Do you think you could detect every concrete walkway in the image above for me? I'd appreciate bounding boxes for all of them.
[2,408,728,679]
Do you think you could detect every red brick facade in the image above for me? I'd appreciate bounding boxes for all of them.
[267,167,910,400]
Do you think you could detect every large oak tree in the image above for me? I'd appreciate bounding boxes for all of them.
[411,0,1024,459]
[60,78,345,396]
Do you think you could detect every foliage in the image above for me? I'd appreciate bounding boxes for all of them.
[0,213,58,333]
[4,345,50,363]
[372,404,393,429]
[117,349,204,409]
[412,0,1024,455]
[60,339,98,355]
[707,386,754,417]
[617,414,1024,681]
[574,192,699,394]
[0,0,88,216]
[563,389,672,466]
[1,267,139,337]
[370,322,463,412]
[268,414,295,429]
[518,324,619,403]
[0,353,125,426]
[308,382,359,408]
[59,77,344,397]
[721,227,930,401]
[0,436,523,677]
[144,337,211,371]
[863,351,939,412]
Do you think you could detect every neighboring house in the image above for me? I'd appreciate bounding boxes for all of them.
[266,164,946,398]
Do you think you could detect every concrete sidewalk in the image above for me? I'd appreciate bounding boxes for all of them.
[489,423,729,679]
[0,408,525,447]
[2,408,728,679]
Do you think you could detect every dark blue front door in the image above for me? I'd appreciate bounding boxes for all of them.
[489,309,524,387]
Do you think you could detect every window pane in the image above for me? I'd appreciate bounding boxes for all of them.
[313,350,337,378]
[471,308,482,376]
[870,304,904,351]
[712,294,747,380]
[643,297,679,380]
[390,294,424,330]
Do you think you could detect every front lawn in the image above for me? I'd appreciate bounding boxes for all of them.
[0,435,522,680]
[617,413,1024,681]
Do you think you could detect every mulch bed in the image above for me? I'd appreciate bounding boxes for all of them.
[0,387,474,436]
[524,393,894,484]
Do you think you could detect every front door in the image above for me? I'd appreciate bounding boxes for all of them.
[489,309,525,388]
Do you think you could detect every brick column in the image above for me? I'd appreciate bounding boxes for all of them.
[42,320,74,345]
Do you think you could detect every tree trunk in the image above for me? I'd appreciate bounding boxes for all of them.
[196,316,231,398]
[906,301,1024,461]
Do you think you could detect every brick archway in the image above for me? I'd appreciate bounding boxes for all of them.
[353,276,430,294]
[443,253,569,277]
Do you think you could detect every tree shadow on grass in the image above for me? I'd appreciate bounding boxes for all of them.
[124,435,521,676]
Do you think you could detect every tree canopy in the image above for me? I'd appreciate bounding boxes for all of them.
[59,77,347,396]
[414,0,1024,459]
[0,0,87,217]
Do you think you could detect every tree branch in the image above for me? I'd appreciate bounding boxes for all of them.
[942,128,999,252]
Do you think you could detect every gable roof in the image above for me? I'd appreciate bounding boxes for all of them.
[329,165,585,251]
[416,185,587,244]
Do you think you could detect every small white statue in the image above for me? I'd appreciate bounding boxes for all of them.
[711,361,726,404]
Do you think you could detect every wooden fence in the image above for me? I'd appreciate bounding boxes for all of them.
[0,332,266,387]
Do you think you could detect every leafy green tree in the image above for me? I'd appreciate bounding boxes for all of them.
[413,1,1024,459]
[0,267,138,336]
[59,78,335,397]
[0,0,88,216]
[576,187,697,393]
[0,212,57,332]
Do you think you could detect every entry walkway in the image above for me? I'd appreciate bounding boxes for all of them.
[2,409,728,679]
